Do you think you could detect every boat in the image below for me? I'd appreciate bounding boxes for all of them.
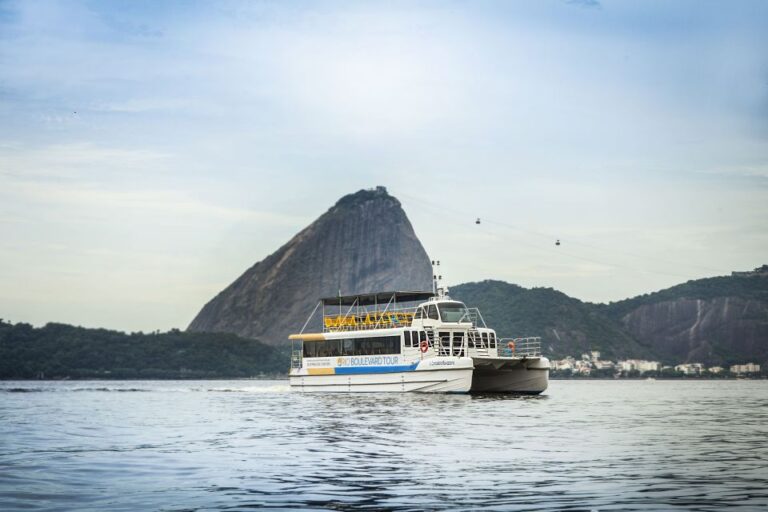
[288,288,550,394]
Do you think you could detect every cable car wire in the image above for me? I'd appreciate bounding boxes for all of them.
[394,190,730,280]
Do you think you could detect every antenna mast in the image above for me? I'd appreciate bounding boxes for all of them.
[431,260,444,297]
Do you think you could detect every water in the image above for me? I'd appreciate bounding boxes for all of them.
[1,380,767,511]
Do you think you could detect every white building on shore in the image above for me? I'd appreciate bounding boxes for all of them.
[675,363,704,375]
[619,360,661,373]
[730,363,761,375]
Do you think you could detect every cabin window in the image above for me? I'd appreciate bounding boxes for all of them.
[414,307,424,319]
[489,332,496,348]
[304,336,402,357]
[437,302,468,322]
[404,331,411,347]
[481,332,488,348]
[327,340,341,357]
[427,305,439,320]
[303,342,318,357]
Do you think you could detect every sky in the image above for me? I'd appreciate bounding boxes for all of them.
[1,0,766,332]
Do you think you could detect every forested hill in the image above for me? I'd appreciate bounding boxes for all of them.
[601,266,768,366]
[449,280,652,360]
[602,267,768,319]
[0,321,286,380]
[451,267,768,366]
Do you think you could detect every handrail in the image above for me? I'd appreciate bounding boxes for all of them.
[497,337,542,358]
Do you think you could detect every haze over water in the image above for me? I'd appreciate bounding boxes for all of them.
[2,380,767,511]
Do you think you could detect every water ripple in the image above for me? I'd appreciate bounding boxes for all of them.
[1,380,767,510]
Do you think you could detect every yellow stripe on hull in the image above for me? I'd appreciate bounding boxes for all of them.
[307,367,335,375]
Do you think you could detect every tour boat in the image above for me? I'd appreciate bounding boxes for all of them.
[288,288,550,394]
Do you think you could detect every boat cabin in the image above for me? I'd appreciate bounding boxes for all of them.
[287,289,541,371]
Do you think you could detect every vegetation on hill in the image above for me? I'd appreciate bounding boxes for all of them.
[602,270,768,319]
[0,321,286,380]
[450,280,652,360]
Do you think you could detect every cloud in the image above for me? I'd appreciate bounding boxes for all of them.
[0,142,171,180]
[565,0,602,8]
[1,0,767,331]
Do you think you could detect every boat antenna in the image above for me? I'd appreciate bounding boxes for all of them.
[431,260,440,295]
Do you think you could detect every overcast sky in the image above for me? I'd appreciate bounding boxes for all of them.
[1,0,766,332]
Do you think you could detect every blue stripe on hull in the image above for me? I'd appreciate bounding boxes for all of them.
[334,362,419,375]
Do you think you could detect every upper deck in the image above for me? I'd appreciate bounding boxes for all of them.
[316,290,488,332]
[290,289,542,357]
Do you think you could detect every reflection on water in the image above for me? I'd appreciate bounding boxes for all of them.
[1,380,767,510]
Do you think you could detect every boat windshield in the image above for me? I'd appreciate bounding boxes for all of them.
[437,302,469,322]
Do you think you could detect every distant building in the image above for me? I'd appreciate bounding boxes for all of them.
[574,359,593,375]
[675,363,704,375]
[593,360,614,371]
[619,359,661,374]
[619,360,635,372]
[730,363,761,374]
[708,366,724,374]
[636,360,661,373]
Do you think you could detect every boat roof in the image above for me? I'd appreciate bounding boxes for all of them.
[320,290,434,306]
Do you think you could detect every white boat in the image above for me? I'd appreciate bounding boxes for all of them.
[288,288,549,394]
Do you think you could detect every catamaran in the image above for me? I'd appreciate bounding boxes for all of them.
[288,287,550,393]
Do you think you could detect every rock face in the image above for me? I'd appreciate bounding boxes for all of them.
[605,268,768,365]
[188,187,433,344]
[617,297,768,365]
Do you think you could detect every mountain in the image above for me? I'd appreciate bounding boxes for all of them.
[449,280,651,360]
[188,186,433,344]
[0,321,285,379]
[450,266,768,366]
[602,265,768,366]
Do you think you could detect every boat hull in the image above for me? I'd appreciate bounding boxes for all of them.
[470,357,549,394]
[290,358,473,393]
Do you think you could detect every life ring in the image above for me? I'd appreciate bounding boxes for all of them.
[420,340,429,353]
[508,341,516,351]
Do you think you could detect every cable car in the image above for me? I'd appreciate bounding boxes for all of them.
[475,218,481,225]
[555,239,560,246]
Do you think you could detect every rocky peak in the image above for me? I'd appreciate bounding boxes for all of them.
[188,187,432,344]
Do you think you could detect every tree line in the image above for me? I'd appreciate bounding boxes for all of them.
[0,320,287,380]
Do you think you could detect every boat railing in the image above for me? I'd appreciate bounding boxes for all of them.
[322,306,419,332]
[497,337,542,358]
[291,350,303,369]
[427,329,469,358]
[458,308,487,328]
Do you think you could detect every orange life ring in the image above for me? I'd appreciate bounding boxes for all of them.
[420,340,429,353]
[508,341,516,351]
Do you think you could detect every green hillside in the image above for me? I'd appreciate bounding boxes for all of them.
[450,280,652,360]
[602,267,768,320]
[0,321,286,379]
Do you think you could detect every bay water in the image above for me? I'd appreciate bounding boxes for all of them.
[1,380,767,511]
